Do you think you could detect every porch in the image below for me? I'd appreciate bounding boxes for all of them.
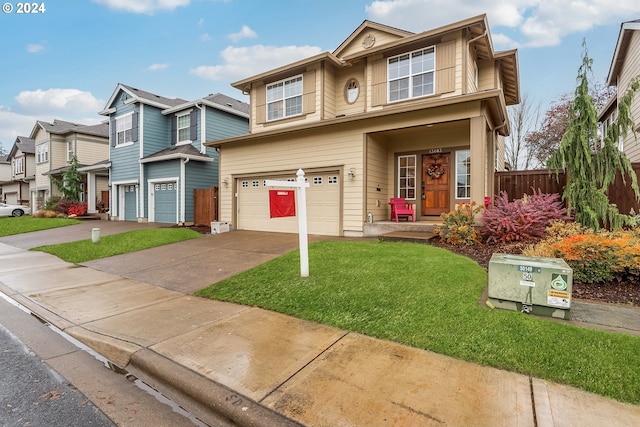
[363,219,440,242]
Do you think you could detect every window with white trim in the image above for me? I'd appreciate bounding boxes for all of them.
[313,176,323,185]
[13,157,24,175]
[456,150,471,199]
[177,113,191,143]
[388,47,435,102]
[267,75,303,121]
[115,113,133,146]
[398,155,416,199]
[328,176,338,184]
[36,143,49,163]
[67,141,74,162]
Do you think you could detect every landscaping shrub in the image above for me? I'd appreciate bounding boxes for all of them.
[481,190,567,243]
[32,210,61,218]
[434,202,482,245]
[524,227,640,283]
[54,199,88,216]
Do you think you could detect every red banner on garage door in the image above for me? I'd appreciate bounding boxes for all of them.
[269,189,296,218]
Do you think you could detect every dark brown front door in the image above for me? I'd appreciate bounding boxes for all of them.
[422,153,450,215]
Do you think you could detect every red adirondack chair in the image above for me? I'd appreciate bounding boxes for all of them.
[389,198,415,222]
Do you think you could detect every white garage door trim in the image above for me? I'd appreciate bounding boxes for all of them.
[236,171,341,236]
[148,177,179,223]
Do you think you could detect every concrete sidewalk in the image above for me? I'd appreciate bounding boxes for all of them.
[1,227,640,426]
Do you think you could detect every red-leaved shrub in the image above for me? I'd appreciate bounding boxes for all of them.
[55,199,87,216]
[481,190,567,243]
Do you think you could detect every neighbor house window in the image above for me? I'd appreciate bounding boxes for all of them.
[36,143,49,163]
[456,150,471,199]
[115,113,133,146]
[13,157,24,175]
[67,141,74,162]
[398,155,416,199]
[267,75,303,121]
[177,113,191,143]
[388,47,435,102]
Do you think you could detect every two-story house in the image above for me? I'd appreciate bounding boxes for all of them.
[205,15,519,237]
[30,119,109,212]
[4,136,35,205]
[0,155,11,201]
[99,84,249,224]
[601,18,640,162]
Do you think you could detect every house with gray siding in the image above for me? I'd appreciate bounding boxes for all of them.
[99,83,249,224]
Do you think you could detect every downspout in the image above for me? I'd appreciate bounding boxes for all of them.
[194,102,205,154]
[180,157,189,224]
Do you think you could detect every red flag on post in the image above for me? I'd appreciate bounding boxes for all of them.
[269,189,296,218]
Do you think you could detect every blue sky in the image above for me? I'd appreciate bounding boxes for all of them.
[1,0,639,153]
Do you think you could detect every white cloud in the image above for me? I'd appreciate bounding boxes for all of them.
[148,63,169,71]
[26,43,44,53]
[365,0,640,48]
[0,107,37,147]
[14,89,104,116]
[201,33,212,42]
[92,0,191,14]
[190,44,323,82]
[227,25,258,43]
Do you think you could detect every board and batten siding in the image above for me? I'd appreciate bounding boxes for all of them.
[219,126,364,233]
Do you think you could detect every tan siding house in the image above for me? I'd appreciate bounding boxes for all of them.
[603,19,640,162]
[206,15,519,236]
[30,120,109,212]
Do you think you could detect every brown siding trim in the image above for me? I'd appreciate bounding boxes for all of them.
[371,58,387,106]
[436,40,456,94]
[255,85,266,125]
[303,69,316,114]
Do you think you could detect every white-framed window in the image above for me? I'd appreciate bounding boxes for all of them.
[328,176,338,184]
[398,155,416,199]
[242,181,249,188]
[252,180,259,188]
[115,113,133,146]
[456,150,471,199]
[36,143,49,163]
[13,157,24,175]
[67,141,74,162]
[267,75,303,121]
[177,113,191,143]
[388,46,435,102]
[313,176,323,185]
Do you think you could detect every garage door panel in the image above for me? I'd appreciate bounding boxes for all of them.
[237,173,340,236]
[154,182,177,224]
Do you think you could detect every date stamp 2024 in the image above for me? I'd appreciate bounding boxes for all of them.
[2,2,46,14]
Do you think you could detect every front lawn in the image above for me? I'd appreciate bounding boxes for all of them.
[195,240,640,405]
[0,216,80,237]
[32,228,202,263]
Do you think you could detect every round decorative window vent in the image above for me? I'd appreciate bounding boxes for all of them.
[362,33,376,49]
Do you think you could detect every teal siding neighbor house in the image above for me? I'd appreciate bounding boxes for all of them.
[99,83,249,223]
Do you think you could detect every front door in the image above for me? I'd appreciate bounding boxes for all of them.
[422,153,450,215]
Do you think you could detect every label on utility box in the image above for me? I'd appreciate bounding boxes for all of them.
[520,280,536,287]
[547,290,571,308]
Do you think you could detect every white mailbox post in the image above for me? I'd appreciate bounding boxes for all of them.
[265,169,310,277]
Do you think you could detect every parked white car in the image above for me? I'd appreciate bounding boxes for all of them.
[0,203,31,217]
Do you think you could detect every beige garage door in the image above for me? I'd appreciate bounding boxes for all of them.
[237,172,340,236]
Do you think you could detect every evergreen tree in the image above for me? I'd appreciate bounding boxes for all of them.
[51,154,83,202]
[548,41,639,231]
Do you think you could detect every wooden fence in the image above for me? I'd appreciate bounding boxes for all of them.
[193,186,218,226]
[494,163,640,214]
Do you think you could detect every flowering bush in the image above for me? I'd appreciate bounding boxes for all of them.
[523,226,640,283]
[434,202,482,245]
[54,199,87,217]
[481,190,567,243]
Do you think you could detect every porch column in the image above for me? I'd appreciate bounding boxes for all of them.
[87,171,97,213]
[469,116,487,205]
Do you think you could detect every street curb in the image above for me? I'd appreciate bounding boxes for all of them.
[127,348,304,427]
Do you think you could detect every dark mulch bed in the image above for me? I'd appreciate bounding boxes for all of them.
[429,238,640,307]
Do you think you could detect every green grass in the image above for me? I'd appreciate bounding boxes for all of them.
[32,228,202,263]
[195,240,640,405]
[0,216,81,236]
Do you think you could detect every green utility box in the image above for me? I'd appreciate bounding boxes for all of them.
[487,253,573,319]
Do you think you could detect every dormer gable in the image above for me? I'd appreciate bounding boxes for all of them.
[333,20,413,59]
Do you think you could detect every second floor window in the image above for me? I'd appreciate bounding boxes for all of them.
[116,113,133,146]
[388,46,435,102]
[267,75,303,121]
[67,141,74,162]
[177,113,191,143]
[13,157,24,175]
[36,143,49,163]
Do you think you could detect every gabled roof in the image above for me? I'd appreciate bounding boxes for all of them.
[140,144,213,164]
[162,92,250,118]
[606,19,640,86]
[99,83,189,114]
[9,136,35,158]
[30,119,109,139]
[333,20,413,58]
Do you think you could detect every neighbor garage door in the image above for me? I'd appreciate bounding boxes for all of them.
[237,172,340,236]
[153,181,177,223]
